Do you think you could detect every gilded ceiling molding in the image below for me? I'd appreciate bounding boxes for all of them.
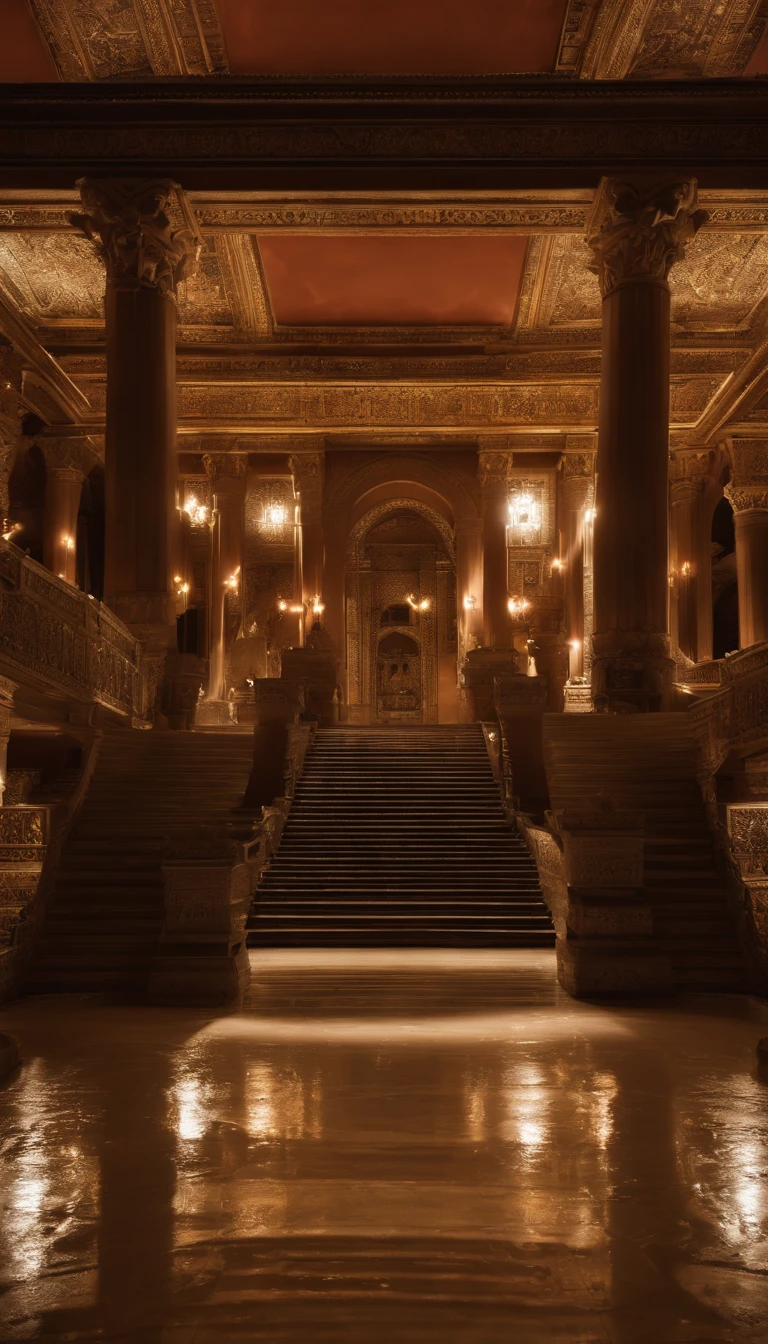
[30,0,228,80]
[586,178,707,299]
[192,199,591,234]
[555,1,603,74]
[215,235,274,339]
[514,237,556,333]
[629,0,766,78]
[691,330,768,443]
[579,0,655,78]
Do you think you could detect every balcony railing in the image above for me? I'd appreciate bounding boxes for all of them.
[0,539,144,720]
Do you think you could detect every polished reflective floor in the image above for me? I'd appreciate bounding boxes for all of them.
[1,950,767,1343]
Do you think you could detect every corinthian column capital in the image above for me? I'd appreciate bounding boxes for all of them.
[75,178,201,295]
[586,178,707,298]
[39,434,99,479]
[669,447,714,504]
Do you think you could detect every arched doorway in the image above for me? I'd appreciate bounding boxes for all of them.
[376,629,422,722]
[345,499,457,724]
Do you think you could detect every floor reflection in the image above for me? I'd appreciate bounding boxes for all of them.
[0,950,766,1342]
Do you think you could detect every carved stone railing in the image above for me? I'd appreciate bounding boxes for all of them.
[0,540,144,720]
[0,805,49,996]
[686,643,768,781]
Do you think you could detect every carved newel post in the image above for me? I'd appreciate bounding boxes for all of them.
[669,448,715,663]
[725,441,768,648]
[586,179,706,710]
[76,179,200,649]
[40,436,98,586]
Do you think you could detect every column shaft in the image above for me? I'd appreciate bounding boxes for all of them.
[204,456,246,701]
[478,444,514,649]
[43,467,83,584]
[456,520,483,654]
[733,509,768,647]
[586,178,705,710]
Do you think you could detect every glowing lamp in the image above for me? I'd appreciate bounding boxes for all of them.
[184,496,209,527]
[681,561,691,577]
[507,596,531,619]
[311,595,325,616]
[267,504,286,528]
[277,599,288,613]
[463,594,477,611]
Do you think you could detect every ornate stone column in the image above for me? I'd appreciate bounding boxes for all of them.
[669,447,715,663]
[725,440,768,648]
[39,435,98,586]
[561,442,596,680]
[455,516,483,656]
[76,179,200,641]
[290,447,325,638]
[478,440,513,649]
[202,453,247,705]
[586,178,706,711]
[0,345,23,534]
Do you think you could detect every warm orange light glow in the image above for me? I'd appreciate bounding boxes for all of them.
[584,507,596,523]
[184,496,209,527]
[681,561,691,577]
[463,594,477,611]
[406,592,430,612]
[507,596,531,618]
[551,558,564,571]
[277,599,288,612]
[311,595,325,615]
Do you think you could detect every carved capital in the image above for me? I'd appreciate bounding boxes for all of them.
[725,484,768,514]
[75,178,201,296]
[478,448,513,492]
[39,435,99,479]
[203,453,247,482]
[586,178,707,298]
[729,439,768,487]
[562,451,595,480]
[669,448,713,503]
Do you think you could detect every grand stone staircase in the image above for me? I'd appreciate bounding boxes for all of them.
[248,726,555,948]
[543,714,745,991]
[28,729,255,994]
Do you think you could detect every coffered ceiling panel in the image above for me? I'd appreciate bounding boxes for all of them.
[258,236,529,328]
[670,233,768,330]
[0,233,103,323]
[217,0,569,76]
[177,236,235,329]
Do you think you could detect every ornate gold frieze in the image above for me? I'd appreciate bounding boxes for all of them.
[629,0,766,78]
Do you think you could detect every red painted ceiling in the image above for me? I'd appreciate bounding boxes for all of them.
[0,0,59,80]
[217,0,568,75]
[744,32,768,74]
[259,235,529,326]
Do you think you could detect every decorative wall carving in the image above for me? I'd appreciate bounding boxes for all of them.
[629,0,766,78]
[0,233,104,323]
[586,178,708,299]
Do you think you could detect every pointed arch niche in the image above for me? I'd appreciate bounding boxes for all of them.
[345,497,458,724]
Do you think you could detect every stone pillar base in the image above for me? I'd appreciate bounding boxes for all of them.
[564,679,594,713]
[591,629,675,713]
[148,850,251,1005]
[460,647,519,721]
[558,935,673,998]
[195,698,239,728]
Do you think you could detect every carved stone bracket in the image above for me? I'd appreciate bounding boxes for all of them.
[39,434,100,480]
[75,179,201,296]
[669,447,715,503]
[586,178,708,298]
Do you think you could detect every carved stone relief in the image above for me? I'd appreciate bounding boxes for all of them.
[0,233,104,323]
[586,179,707,299]
[670,233,768,330]
[30,0,228,80]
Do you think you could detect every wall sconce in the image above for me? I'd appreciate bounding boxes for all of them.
[2,520,21,543]
[681,561,691,577]
[62,533,74,552]
[507,491,540,530]
[406,593,430,612]
[551,558,564,572]
[184,495,209,527]
[277,598,288,612]
[507,596,531,619]
[584,507,596,523]
[226,566,240,591]
[463,594,477,611]
[311,594,325,616]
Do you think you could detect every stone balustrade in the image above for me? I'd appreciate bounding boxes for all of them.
[0,539,146,721]
[687,643,768,781]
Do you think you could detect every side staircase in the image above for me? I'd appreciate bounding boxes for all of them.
[248,725,555,948]
[28,729,255,994]
[543,714,745,991]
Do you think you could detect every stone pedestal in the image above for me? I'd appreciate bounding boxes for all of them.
[553,800,672,997]
[725,442,768,648]
[460,647,519,722]
[281,640,337,724]
[148,839,250,1005]
[586,178,705,711]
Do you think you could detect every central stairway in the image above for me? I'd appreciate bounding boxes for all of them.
[248,726,555,948]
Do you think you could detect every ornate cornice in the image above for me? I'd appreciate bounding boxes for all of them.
[725,483,768,513]
[725,437,768,511]
[203,452,247,480]
[586,178,707,299]
[1,82,768,188]
[38,434,99,477]
[75,179,201,296]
